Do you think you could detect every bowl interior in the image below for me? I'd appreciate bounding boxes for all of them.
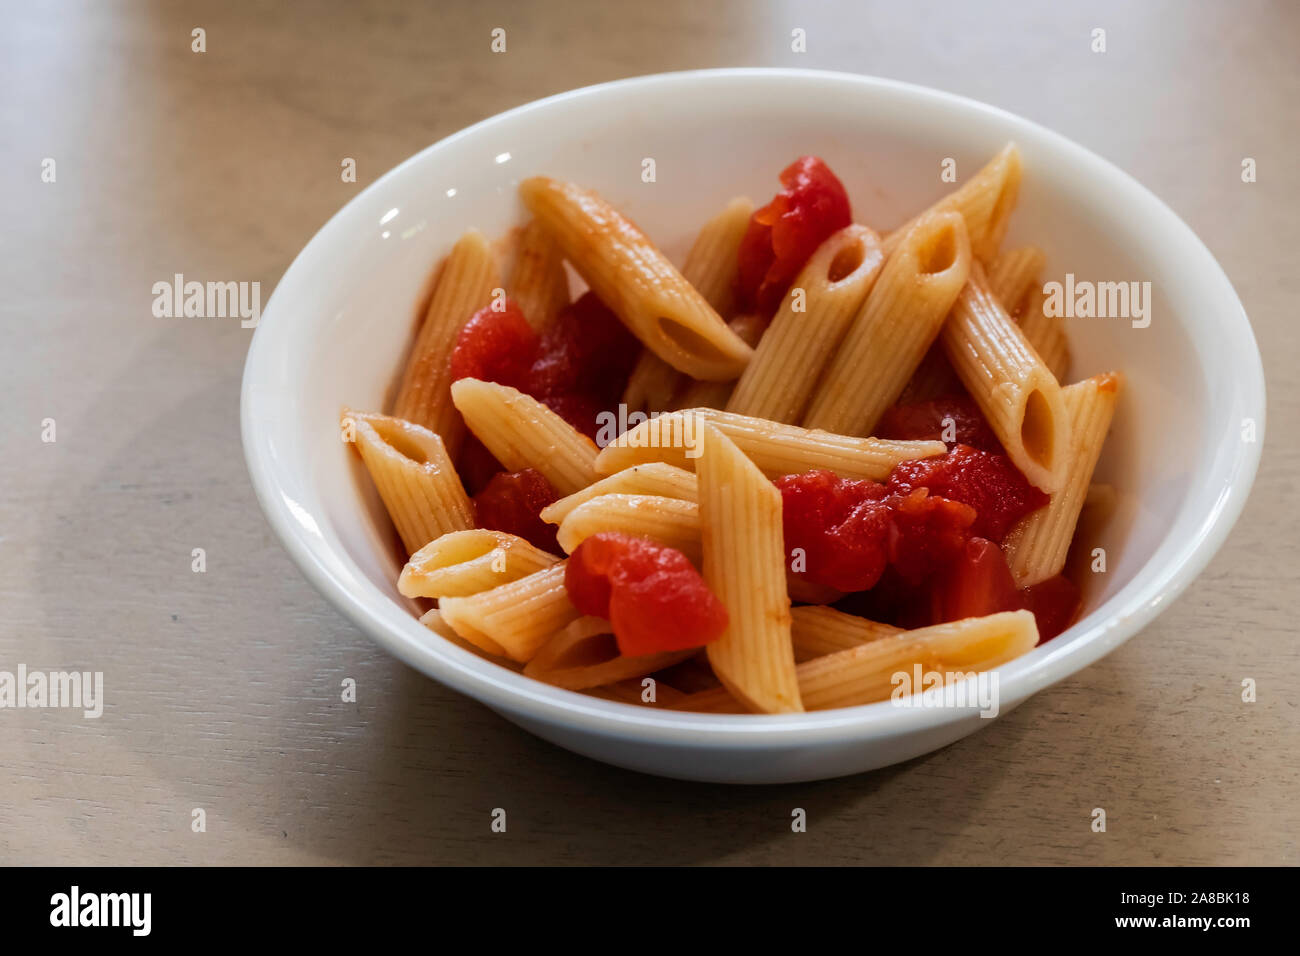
[244,70,1263,733]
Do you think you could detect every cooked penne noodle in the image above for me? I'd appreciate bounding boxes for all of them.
[940,262,1071,492]
[556,494,701,565]
[698,424,802,714]
[399,529,559,599]
[450,377,598,496]
[1003,373,1122,586]
[596,408,946,481]
[803,210,972,435]
[539,462,698,525]
[344,408,474,555]
[520,176,754,381]
[882,143,1022,263]
[419,608,524,670]
[680,195,754,317]
[790,605,903,662]
[506,217,570,329]
[438,562,578,662]
[795,610,1038,709]
[523,616,696,691]
[392,230,500,453]
[728,225,885,423]
[623,351,687,418]
[786,575,845,607]
[988,246,1047,317]
[669,313,767,411]
[1017,289,1071,381]
[678,609,1038,712]
[652,654,722,694]
[622,197,754,414]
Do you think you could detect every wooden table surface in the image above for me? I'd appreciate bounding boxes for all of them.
[2,0,1296,866]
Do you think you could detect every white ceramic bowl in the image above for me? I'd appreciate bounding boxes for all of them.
[241,69,1265,783]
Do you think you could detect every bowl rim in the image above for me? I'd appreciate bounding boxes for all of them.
[241,67,1266,746]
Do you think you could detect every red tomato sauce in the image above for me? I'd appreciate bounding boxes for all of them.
[472,468,560,553]
[877,394,1002,454]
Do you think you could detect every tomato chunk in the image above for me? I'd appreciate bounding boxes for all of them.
[931,540,1081,642]
[777,470,891,592]
[877,394,1002,454]
[565,533,729,657]
[472,468,560,552]
[737,156,852,316]
[776,470,977,592]
[1020,575,1081,643]
[525,291,641,440]
[449,299,537,390]
[888,445,1049,542]
[930,537,1022,623]
[887,488,978,586]
[456,435,504,496]
[449,293,639,443]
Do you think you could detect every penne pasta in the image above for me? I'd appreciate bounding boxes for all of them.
[669,312,767,411]
[651,655,722,694]
[940,262,1071,492]
[438,562,578,662]
[539,462,698,525]
[340,152,1130,721]
[882,143,1022,263]
[988,245,1047,317]
[399,529,559,599]
[523,616,696,691]
[392,230,500,454]
[679,195,754,318]
[678,609,1038,712]
[623,351,687,418]
[506,217,570,329]
[728,224,885,423]
[1003,373,1122,586]
[622,197,753,415]
[697,424,803,714]
[556,494,702,565]
[450,377,598,496]
[786,574,845,607]
[343,408,474,555]
[1017,289,1071,381]
[519,176,754,381]
[418,608,525,670]
[803,209,972,435]
[596,407,946,481]
[795,609,1038,709]
[789,605,903,663]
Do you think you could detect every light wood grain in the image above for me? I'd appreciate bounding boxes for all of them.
[0,0,1296,866]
